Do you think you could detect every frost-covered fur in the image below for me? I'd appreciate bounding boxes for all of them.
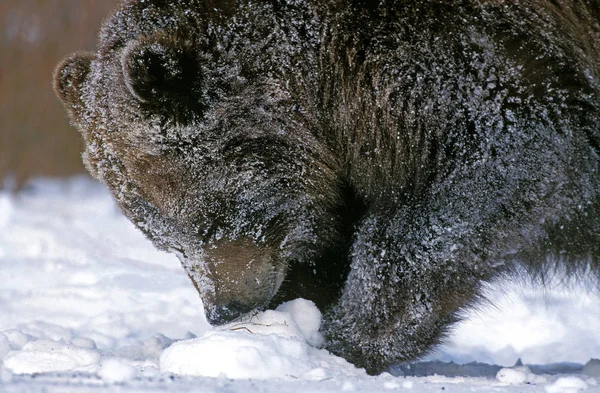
[54,0,600,373]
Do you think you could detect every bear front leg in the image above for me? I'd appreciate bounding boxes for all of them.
[321,147,591,373]
[322,202,494,374]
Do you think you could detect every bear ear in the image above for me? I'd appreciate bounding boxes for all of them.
[53,52,94,113]
[121,36,203,111]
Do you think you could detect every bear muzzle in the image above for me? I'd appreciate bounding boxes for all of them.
[199,238,285,325]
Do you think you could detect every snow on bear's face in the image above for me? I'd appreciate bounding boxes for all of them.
[53,1,344,325]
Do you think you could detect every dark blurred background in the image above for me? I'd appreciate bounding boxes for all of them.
[0,0,121,188]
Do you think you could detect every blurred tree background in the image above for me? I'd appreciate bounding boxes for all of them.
[0,0,121,187]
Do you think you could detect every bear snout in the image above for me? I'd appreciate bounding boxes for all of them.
[205,301,258,326]
[200,238,285,325]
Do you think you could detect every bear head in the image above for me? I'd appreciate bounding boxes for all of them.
[53,0,347,324]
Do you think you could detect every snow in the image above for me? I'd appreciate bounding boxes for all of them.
[98,357,136,383]
[275,299,325,347]
[160,299,361,380]
[3,339,100,374]
[0,176,599,392]
[545,377,590,393]
[496,365,548,385]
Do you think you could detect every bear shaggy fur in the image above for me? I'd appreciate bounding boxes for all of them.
[54,0,600,373]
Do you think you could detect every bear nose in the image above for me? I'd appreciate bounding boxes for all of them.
[205,301,256,325]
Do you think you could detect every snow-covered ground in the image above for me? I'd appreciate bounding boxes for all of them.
[0,176,599,392]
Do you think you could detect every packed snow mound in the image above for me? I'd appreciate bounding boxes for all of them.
[0,330,167,379]
[160,299,363,379]
[3,339,100,375]
[545,376,590,393]
[496,364,547,385]
[0,300,362,382]
[275,299,325,347]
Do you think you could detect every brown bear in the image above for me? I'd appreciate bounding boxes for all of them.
[54,0,600,373]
